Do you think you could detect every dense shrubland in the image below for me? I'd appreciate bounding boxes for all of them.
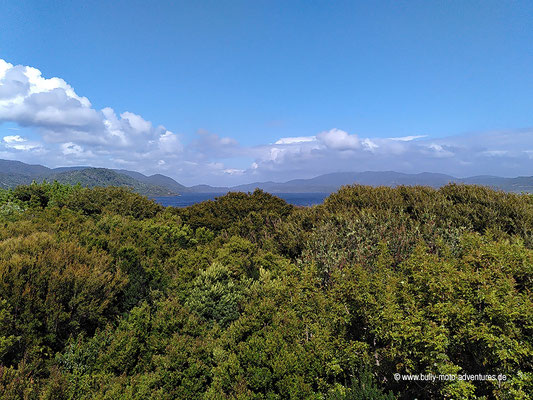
[0,182,531,399]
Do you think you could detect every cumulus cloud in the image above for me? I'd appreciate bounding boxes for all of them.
[361,138,378,151]
[0,58,182,169]
[158,130,184,153]
[316,128,359,150]
[274,136,315,145]
[60,142,91,157]
[0,63,98,132]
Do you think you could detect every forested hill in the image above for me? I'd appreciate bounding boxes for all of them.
[48,168,176,196]
[0,159,178,196]
[0,181,531,399]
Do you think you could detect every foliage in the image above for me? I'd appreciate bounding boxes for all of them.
[185,262,244,328]
[327,369,396,400]
[0,182,531,399]
[0,232,127,369]
[173,189,293,232]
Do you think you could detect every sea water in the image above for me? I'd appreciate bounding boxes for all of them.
[152,192,330,208]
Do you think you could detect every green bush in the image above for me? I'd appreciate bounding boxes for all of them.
[0,183,531,398]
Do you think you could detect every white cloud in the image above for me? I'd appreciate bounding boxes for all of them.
[61,142,84,156]
[275,136,316,145]
[361,138,378,151]
[0,58,183,164]
[3,135,25,143]
[121,111,152,134]
[0,61,97,132]
[2,134,42,151]
[425,143,454,158]
[158,130,183,153]
[316,128,359,150]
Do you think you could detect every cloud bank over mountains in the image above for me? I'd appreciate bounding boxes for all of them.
[1,58,532,185]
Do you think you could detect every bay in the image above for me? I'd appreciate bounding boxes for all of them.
[153,192,330,208]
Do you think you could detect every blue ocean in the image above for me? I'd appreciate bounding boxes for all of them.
[153,192,330,208]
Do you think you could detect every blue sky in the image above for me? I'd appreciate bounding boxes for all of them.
[1,1,533,185]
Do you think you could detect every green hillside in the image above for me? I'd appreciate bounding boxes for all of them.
[115,170,189,193]
[0,160,180,196]
[48,168,177,196]
[0,159,51,177]
[0,172,34,189]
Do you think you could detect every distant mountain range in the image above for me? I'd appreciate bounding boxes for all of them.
[2,159,533,196]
